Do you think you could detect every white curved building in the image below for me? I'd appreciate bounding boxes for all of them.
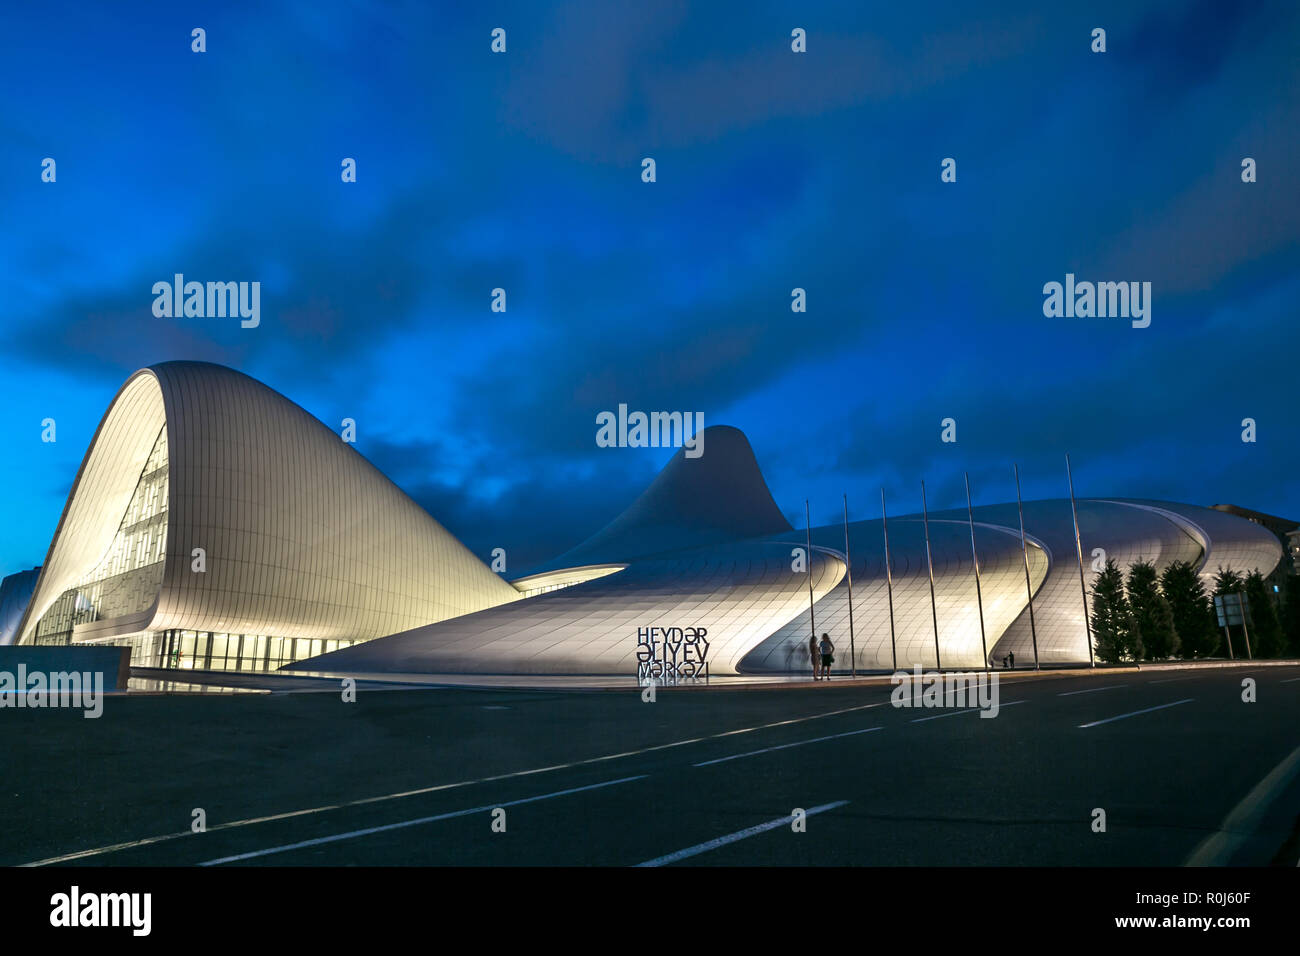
[15,362,1285,676]
[742,497,1281,672]
[296,425,1281,676]
[14,362,520,670]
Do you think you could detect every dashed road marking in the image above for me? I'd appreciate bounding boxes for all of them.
[1078,698,1193,729]
[909,700,1025,723]
[694,728,881,767]
[635,801,850,867]
[199,774,649,866]
[1059,684,1128,697]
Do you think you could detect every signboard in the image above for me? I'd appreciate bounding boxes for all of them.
[1213,592,1250,628]
[636,626,710,685]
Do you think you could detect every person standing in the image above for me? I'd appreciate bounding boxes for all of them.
[809,634,820,680]
[819,633,835,680]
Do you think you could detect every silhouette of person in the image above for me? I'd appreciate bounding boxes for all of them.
[819,633,835,680]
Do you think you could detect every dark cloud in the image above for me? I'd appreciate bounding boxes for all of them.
[356,433,663,573]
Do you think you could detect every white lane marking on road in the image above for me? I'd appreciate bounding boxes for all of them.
[1280,677,1300,684]
[635,801,849,867]
[19,808,345,867]
[22,697,894,866]
[1147,677,1197,684]
[1077,698,1194,729]
[694,728,881,767]
[909,700,1026,723]
[1186,745,1300,867]
[1058,684,1129,697]
[198,774,648,866]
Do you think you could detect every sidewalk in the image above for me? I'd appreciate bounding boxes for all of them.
[128,657,1300,694]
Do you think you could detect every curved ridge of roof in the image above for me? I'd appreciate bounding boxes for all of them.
[528,424,792,573]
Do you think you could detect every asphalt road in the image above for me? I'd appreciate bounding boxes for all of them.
[4,663,1299,867]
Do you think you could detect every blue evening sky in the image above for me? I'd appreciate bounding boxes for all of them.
[2,0,1297,576]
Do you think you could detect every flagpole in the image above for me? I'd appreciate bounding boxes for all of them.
[843,494,856,677]
[806,500,816,649]
[881,488,897,672]
[921,480,942,671]
[965,472,989,672]
[1066,454,1095,667]
[1014,464,1040,669]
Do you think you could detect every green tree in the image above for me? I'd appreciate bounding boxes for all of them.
[1213,567,1244,594]
[1160,561,1217,658]
[1127,560,1178,659]
[1243,571,1285,658]
[1091,558,1137,663]
[1213,567,1246,658]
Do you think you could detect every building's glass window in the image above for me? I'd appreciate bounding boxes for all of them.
[179,632,196,666]
[122,628,362,673]
[33,426,169,645]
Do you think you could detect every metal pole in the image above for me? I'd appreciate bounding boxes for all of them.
[1066,454,1095,667]
[806,500,816,648]
[881,488,898,672]
[1014,464,1040,670]
[843,494,856,678]
[921,480,942,671]
[965,472,989,672]
[1238,591,1253,660]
